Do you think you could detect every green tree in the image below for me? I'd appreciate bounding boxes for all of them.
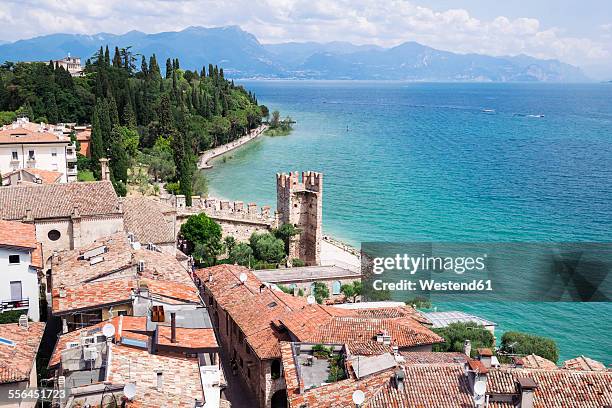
[500,331,559,363]
[223,236,236,255]
[229,243,253,267]
[90,108,105,179]
[432,322,495,357]
[313,282,330,304]
[272,223,301,254]
[340,281,362,303]
[180,213,222,266]
[249,232,285,264]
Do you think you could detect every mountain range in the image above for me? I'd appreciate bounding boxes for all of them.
[0,26,589,82]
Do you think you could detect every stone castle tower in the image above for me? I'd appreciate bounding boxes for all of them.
[276,171,323,266]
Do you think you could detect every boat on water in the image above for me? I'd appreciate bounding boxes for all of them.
[527,114,545,118]
[482,109,496,113]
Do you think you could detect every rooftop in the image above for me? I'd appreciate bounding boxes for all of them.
[121,196,176,245]
[0,220,42,268]
[52,276,200,315]
[562,355,608,371]
[0,124,70,145]
[195,264,441,360]
[0,322,45,384]
[51,233,192,288]
[2,168,63,184]
[0,181,122,220]
[423,310,497,328]
[514,354,558,370]
[253,264,361,283]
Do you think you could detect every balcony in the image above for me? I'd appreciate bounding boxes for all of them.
[66,149,77,162]
[67,165,78,176]
[0,298,29,312]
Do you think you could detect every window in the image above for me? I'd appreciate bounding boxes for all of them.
[117,310,128,316]
[11,151,18,160]
[51,149,57,157]
[8,255,20,264]
[332,281,342,295]
[271,360,282,379]
[28,150,35,160]
[48,230,61,241]
[10,281,22,301]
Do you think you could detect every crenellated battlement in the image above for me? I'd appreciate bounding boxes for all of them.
[171,195,277,225]
[277,171,323,193]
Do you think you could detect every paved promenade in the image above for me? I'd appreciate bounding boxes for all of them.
[198,124,268,169]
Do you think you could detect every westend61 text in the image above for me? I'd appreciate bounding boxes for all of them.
[372,279,493,292]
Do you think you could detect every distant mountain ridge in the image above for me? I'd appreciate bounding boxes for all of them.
[0,26,589,82]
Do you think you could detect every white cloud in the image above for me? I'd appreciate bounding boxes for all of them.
[0,0,609,68]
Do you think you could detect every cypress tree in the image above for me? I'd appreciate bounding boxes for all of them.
[122,101,137,130]
[104,46,110,66]
[141,56,149,77]
[113,47,122,68]
[90,107,105,179]
[166,58,173,79]
[107,95,120,129]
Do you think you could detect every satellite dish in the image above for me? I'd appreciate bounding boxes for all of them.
[474,380,487,395]
[239,272,248,284]
[306,295,316,305]
[352,390,365,405]
[473,393,486,405]
[102,323,116,338]
[123,383,136,400]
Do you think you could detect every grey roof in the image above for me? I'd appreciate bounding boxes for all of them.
[422,311,496,329]
[145,307,213,331]
[253,265,361,283]
[121,196,176,245]
[351,353,397,379]
[0,181,121,220]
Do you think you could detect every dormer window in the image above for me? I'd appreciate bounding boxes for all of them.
[11,151,18,160]
[28,150,35,160]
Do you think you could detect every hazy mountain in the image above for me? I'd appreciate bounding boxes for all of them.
[0,26,589,82]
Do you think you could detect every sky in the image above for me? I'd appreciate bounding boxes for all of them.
[0,0,610,78]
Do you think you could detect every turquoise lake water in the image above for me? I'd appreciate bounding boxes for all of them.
[206,81,612,364]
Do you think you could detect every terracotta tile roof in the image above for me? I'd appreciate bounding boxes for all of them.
[122,196,176,245]
[514,354,558,370]
[157,327,218,349]
[76,128,91,141]
[195,265,441,360]
[107,344,203,406]
[398,351,468,365]
[0,219,37,249]
[280,308,443,355]
[52,277,134,315]
[0,126,69,144]
[351,306,432,325]
[0,181,122,220]
[51,233,192,288]
[1,168,63,184]
[562,355,608,371]
[52,277,200,315]
[0,322,45,384]
[486,367,612,407]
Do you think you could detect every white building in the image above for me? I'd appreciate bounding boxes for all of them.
[0,117,77,183]
[53,55,84,77]
[0,220,42,321]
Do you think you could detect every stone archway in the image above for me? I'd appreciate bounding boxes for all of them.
[270,389,288,408]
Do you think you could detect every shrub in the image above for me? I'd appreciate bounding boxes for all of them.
[501,331,559,363]
[249,232,285,264]
[180,213,223,266]
[229,243,254,267]
[313,281,329,304]
[291,258,305,267]
[433,322,495,357]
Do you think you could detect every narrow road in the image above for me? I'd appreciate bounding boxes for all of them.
[198,125,268,169]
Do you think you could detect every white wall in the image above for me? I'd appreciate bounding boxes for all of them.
[0,247,40,321]
[0,142,69,182]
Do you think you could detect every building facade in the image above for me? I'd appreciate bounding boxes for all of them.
[0,220,42,321]
[0,117,78,183]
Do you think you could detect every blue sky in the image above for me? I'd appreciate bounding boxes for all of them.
[0,0,610,78]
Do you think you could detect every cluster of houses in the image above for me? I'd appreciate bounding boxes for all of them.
[0,116,610,407]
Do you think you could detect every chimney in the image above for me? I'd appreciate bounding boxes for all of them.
[156,370,163,391]
[25,209,33,221]
[18,314,28,329]
[59,285,67,298]
[171,312,177,343]
[517,377,538,408]
[99,158,111,181]
[394,368,405,391]
[477,348,493,368]
[463,339,472,357]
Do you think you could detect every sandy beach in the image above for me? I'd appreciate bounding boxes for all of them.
[198,124,268,169]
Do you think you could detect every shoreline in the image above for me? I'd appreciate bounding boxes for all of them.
[198,124,268,169]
